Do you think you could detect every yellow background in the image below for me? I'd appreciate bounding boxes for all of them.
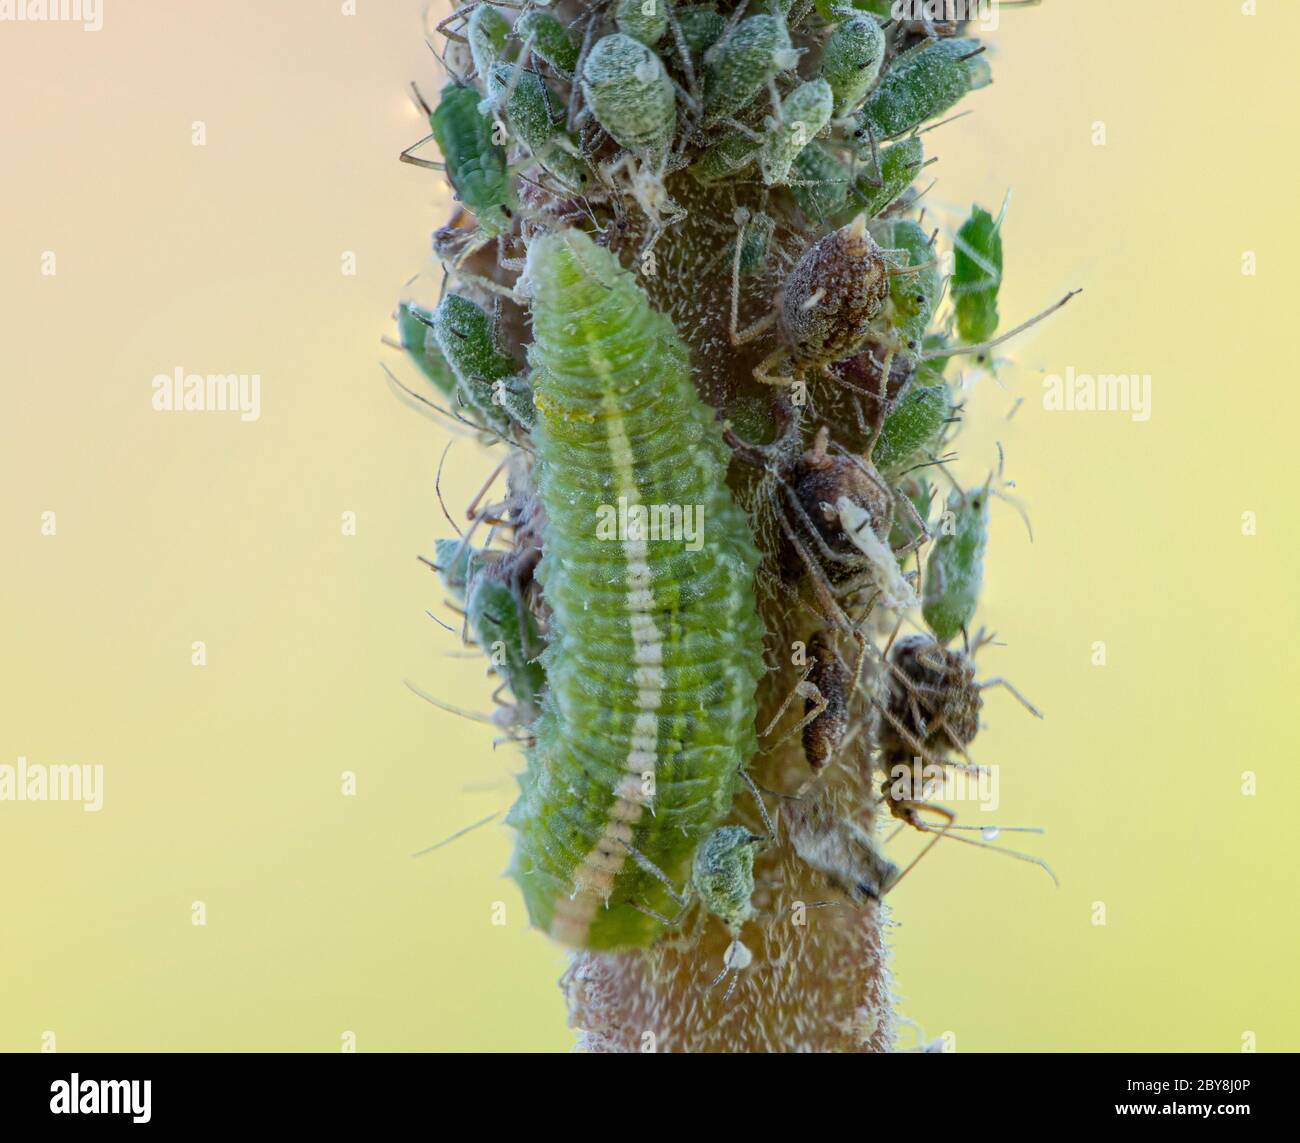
[2,1,1296,1052]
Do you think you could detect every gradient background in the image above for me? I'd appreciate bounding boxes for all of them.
[2,1,1296,1052]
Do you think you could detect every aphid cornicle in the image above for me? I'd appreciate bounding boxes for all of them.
[506,229,766,952]
[580,33,677,161]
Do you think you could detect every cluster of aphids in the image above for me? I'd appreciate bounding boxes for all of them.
[391,0,1072,989]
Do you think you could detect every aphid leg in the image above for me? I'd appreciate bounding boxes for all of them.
[735,766,779,843]
[759,661,826,754]
[616,838,693,915]
[921,289,1082,362]
[977,676,1044,719]
[890,799,1059,886]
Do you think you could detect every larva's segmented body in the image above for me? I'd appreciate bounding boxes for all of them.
[506,231,765,951]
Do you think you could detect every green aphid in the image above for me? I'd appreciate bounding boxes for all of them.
[397,301,457,397]
[789,136,923,224]
[876,217,939,355]
[514,9,579,77]
[952,200,1006,344]
[702,14,797,125]
[429,82,512,235]
[615,0,668,46]
[871,384,950,476]
[433,537,476,601]
[922,484,990,645]
[427,294,519,434]
[581,33,677,160]
[856,37,992,143]
[670,4,726,54]
[465,557,546,717]
[486,63,589,191]
[820,13,886,116]
[760,78,833,187]
[691,133,762,184]
[722,210,776,275]
[467,4,511,83]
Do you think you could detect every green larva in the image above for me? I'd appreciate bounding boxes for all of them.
[856,37,992,143]
[466,4,511,83]
[506,229,765,951]
[428,82,512,235]
[871,383,950,476]
[615,0,668,47]
[953,201,1005,344]
[922,484,989,645]
[397,301,457,397]
[514,9,579,77]
[581,33,677,161]
[702,14,796,125]
[759,78,833,187]
[820,13,886,116]
[427,294,519,434]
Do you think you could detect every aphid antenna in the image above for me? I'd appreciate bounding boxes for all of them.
[404,678,498,726]
[915,109,972,138]
[920,287,1081,363]
[379,362,474,434]
[411,811,500,858]
[424,608,459,636]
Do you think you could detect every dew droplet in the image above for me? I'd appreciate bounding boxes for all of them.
[981,826,1000,841]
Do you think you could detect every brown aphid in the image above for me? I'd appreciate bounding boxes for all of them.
[802,632,852,771]
[729,216,899,387]
[880,633,982,760]
[788,426,894,586]
[779,216,890,369]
